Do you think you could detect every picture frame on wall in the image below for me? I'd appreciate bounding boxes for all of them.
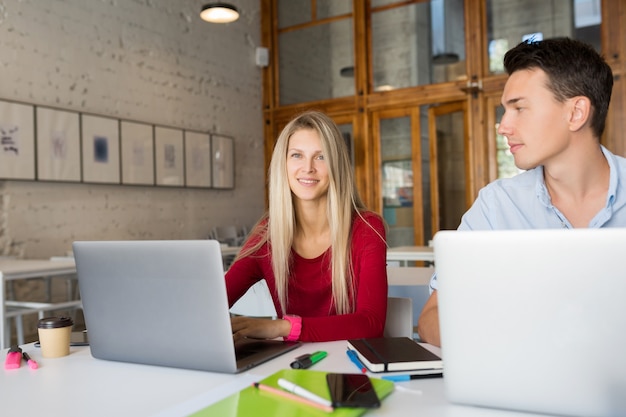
[0,100,36,180]
[184,130,211,188]
[81,114,120,184]
[121,120,154,186]
[155,126,184,186]
[211,134,234,189]
[36,106,81,182]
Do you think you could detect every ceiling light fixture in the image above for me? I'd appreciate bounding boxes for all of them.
[200,3,240,23]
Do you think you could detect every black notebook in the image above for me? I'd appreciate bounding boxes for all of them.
[347,337,443,373]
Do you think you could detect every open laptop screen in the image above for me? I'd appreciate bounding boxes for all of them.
[74,240,299,373]
[435,228,626,417]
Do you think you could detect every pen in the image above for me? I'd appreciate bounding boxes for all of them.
[382,373,443,382]
[22,352,39,370]
[5,346,22,370]
[290,350,327,369]
[346,349,367,373]
[253,382,334,413]
[277,378,333,408]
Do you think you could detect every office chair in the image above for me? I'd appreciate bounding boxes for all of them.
[384,296,414,338]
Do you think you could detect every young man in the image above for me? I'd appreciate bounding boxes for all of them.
[417,37,626,347]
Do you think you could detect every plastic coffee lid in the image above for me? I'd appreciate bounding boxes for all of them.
[38,316,74,329]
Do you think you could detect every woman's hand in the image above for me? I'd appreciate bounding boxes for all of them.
[230,316,291,342]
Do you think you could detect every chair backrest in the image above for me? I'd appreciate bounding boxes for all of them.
[386,266,433,339]
[384,296,413,338]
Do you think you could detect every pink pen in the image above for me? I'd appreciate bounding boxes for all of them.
[253,382,334,413]
[5,346,22,369]
[22,352,38,370]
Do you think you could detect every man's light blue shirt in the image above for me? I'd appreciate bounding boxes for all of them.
[430,145,626,291]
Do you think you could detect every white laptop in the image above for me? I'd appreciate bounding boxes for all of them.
[434,228,626,417]
[73,240,300,373]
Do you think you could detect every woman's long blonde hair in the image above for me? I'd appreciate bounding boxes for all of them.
[238,110,372,315]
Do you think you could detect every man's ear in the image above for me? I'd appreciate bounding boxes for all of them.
[568,96,591,132]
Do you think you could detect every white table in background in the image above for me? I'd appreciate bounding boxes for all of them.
[386,246,434,266]
[220,246,242,257]
[0,258,79,349]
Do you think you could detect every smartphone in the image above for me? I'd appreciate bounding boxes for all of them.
[326,373,380,408]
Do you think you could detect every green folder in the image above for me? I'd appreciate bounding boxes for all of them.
[191,369,395,417]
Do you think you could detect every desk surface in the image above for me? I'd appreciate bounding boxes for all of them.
[0,341,550,417]
[0,258,77,280]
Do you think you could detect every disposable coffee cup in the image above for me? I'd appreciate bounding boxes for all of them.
[37,316,74,358]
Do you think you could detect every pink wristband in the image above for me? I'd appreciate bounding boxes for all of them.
[283,314,302,341]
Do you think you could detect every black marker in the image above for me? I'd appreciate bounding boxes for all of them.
[290,351,327,369]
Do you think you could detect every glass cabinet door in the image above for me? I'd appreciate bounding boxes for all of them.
[277,0,354,105]
[374,101,470,245]
[378,113,419,247]
[371,0,466,91]
[487,0,602,74]
[374,108,427,247]
[428,101,469,233]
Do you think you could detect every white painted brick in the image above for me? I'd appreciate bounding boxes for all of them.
[0,0,265,258]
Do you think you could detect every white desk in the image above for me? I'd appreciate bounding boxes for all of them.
[386,246,434,265]
[0,341,551,417]
[0,258,80,349]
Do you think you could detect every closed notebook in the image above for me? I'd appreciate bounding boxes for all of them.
[191,369,394,417]
[347,337,443,373]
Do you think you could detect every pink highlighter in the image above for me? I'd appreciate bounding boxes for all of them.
[5,346,22,369]
[22,352,38,369]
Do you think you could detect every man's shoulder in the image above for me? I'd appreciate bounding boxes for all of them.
[601,145,626,165]
[607,149,626,169]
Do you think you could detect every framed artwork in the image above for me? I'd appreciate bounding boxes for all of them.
[184,131,211,188]
[0,100,35,180]
[155,126,184,186]
[36,107,81,182]
[121,121,154,186]
[81,114,120,184]
[211,134,234,189]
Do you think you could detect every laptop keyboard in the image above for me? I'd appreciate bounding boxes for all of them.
[235,340,272,360]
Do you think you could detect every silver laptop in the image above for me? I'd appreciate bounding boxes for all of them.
[73,240,300,373]
[434,228,626,417]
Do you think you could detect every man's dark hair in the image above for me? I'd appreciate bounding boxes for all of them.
[503,37,613,139]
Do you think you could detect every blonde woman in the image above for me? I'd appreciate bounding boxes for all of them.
[226,110,387,342]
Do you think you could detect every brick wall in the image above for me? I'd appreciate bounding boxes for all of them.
[0,0,265,259]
